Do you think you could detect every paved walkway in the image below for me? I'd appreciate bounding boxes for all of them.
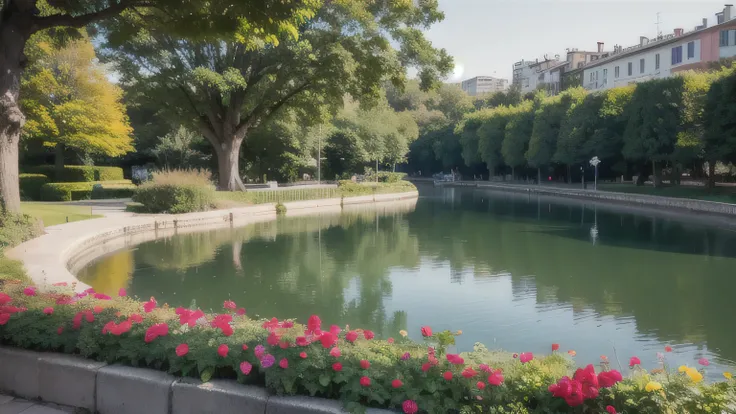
[0,394,75,414]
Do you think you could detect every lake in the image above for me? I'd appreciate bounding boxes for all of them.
[78,185,736,378]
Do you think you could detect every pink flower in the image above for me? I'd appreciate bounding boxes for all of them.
[242,344,249,351]
[421,363,430,372]
[307,315,321,334]
[359,376,371,387]
[118,288,127,297]
[699,357,710,366]
[552,343,560,351]
[402,400,418,414]
[392,379,403,388]
[279,358,289,369]
[267,332,280,346]
[461,366,478,378]
[143,297,157,313]
[446,354,464,365]
[296,336,308,346]
[606,406,617,414]
[0,293,11,305]
[279,340,290,349]
[488,370,504,386]
[329,347,341,358]
[332,362,342,372]
[401,352,410,361]
[443,371,453,381]
[236,308,246,316]
[629,356,641,367]
[519,352,533,363]
[299,352,307,359]
[363,330,374,340]
[254,345,265,359]
[217,344,229,357]
[240,361,252,375]
[57,326,63,335]
[360,360,370,369]
[598,370,623,388]
[93,306,103,314]
[43,307,54,315]
[93,293,111,300]
[476,381,486,390]
[23,286,36,296]
[144,323,168,343]
[223,300,236,310]
[128,314,143,324]
[479,364,491,373]
[345,330,359,343]
[0,314,9,325]
[52,282,68,287]
[319,332,337,348]
[330,325,341,336]
[421,326,432,337]
[176,344,189,357]
[387,337,394,344]
[261,354,275,368]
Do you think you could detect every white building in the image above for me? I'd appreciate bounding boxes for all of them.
[582,5,736,91]
[460,76,509,96]
[512,57,562,94]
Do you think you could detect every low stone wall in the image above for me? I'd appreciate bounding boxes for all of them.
[0,347,391,414]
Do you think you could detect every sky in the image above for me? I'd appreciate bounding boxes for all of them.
[426,0,729,82]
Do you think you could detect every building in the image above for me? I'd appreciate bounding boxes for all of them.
[512,57,562,94]
[460,76,509,96]
[513,45,610,95]
[581,5,736,91]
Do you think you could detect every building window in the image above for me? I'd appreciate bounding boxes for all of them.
[720,30,730,47]
[655,54,660,70]
[602,68,607,85]
[627,62,632,76]
[687,41,695,58]
[671,46,682,65]
[590,72,594,81]
[640,58,645,73]
[615,66,619,78]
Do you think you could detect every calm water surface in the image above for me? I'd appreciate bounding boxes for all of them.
[78,186,736,377]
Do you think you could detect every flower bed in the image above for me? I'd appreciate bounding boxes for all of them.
[0,282,734,413]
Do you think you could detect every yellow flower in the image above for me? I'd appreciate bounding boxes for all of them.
[686,367,704,383]
[724,372,733,380]
[678,365,688,373]
[399,330,408,337]
[645,381,663,392]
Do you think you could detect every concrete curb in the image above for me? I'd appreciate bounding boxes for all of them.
[6,191,418,292]
[0,347,394,414]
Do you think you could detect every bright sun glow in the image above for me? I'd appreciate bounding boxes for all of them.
[449,63,464,82]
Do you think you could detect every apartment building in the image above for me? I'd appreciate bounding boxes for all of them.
[512,57,563,94]
[460,76,509,96]
[514,44,610,95]
[582,5,736,91]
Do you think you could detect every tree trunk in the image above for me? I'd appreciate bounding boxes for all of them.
[55,143,65,178]
[0,18,31,213]
[215,138,246,191]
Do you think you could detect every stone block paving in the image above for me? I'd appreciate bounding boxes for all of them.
[0,394,77,414]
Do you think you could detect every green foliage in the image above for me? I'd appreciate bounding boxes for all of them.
[527,88,586,169]
[150,126,210,170]
[27,165,124,182]
[502,101,536,170]
[366,172,407,183]
[703,67,736,164]
[217,187,341,205]
[473,106,515,174]
[555,93,605,167]
[19,174,49,201]
[132,170,215,213]
[39,181,135,202]
[0,212,42,253]
[336,180,416,196]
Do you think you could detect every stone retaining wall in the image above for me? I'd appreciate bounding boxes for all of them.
[0,347,391,414]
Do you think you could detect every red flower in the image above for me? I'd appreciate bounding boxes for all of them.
[319,332,337,348]
[664,345,673,352]
[240,361,252,375]
[332,362,342,372]
[606,406,617,414]
[223,300,236,310]
[420,326,432,337]
[242,344,249,351]
[329,325,341,336]
[402,400,418,414]
[299,352,307,359]
[387,337,394,344]
[57,326,64,335]
[479,364,491,373]
[128,314,143,324]
[43,307,54,315]
[143,297,157,313]
[177,308,204,327]
[462,366,478,378]
[0,293,11,305]
[476,381,486,390]
[392,379,403,388]
[144,323,169,343]
[598,370,623,388]
[118,288,127,297]
[279,340,290,349]
[345,330,359,343]
[446,354,464,365]
[279,358,289,369]
[360,360,370,369]
[52,282,68,287]
[236,308,246,316]
[442,371,453,381]
[296,336,308,346]
[699,357,710,366]
[363,330,374,340]
[421,363,430,372]
[93,293,111,300]
[217,344,229,357]
[307,315,321,334]
[23,286,36,296]
[0,313,9,325]
[629,356,641,367]
[519,352,533,363]
[267,332,280,346]
[329,347,341,358]
[176,344,189,357]
[84,310,94,323]
[262,317,280,331]
[359,376,371,387]
[93,306,103,314]
[107,320,131,336]
[552,343,560,351]
[488,370,504,386]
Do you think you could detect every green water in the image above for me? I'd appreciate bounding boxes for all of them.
[78,185,736,377]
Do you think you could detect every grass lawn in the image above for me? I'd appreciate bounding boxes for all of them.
[21,202,102,227]
[598,183,736,204]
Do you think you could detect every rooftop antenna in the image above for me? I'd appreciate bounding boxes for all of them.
[655,12,662,38]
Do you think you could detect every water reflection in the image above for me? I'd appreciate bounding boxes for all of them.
[78,187,736,376]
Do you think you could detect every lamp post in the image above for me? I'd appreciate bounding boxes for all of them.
[589,156,601,191]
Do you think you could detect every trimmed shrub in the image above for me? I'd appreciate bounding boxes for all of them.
[0,212,42,252]
[216,187,341,205]
[336,180,416,197]
[39,181,135,202]
[132,169,215,214]
[27,165,124,182]
[19,173,49,201]
[366,172,407,183]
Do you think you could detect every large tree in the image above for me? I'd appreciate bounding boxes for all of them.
[703,68,736,186]
[0,0,318,212]
[103,1,453,190]
[501,100,535,179]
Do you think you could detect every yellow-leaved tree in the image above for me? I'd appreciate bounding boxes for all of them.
[21,32,133,173]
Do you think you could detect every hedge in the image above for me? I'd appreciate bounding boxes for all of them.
[132,183,215,214]
[216,187,341,205]
[27,165,124,183]
[39,181,136,202]
[0,285,733,414]
[19,173,49,201]
[337,180,417,197]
